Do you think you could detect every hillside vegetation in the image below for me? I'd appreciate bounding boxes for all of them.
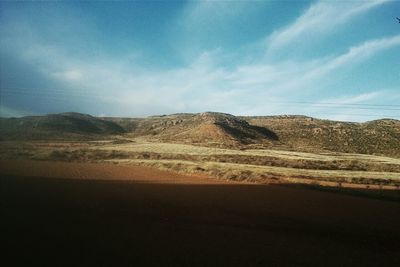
[0,112,125,140]
[1,112,399,157]
[245,116,400,157]
[108,112,278,147]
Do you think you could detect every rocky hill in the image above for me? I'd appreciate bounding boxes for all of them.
[108,112,278,147]
[1,112,399,156]
[244,116,400,156]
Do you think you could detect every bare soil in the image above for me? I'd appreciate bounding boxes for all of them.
[0,159,224,184]
[2,160,400,267]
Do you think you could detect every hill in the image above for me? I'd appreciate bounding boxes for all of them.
[106,112,400,156]
[0,112,125,140]
[244,116,400,156]
[1,112,399,156]
[108,112,278,147]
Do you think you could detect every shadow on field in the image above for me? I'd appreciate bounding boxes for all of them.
[2,175,400,267]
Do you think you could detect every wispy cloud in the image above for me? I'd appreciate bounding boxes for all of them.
[309,91,395,122]
[2,29,399,117]
[171,0,269,61]
[278,35,400,91]
[1,1,399,121]
[319,91,383,105]
[267,0,390,51]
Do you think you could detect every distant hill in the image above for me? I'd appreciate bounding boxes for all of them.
[104,113,400,156]
[0,112,125,140]
[244,116,400,156]
[1,112,399,156]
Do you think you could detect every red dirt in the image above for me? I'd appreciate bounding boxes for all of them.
[0,159,227,184]
[2,160,400,266]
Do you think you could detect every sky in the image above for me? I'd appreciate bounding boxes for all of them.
[0,0,399,122]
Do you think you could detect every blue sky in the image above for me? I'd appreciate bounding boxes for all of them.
[0,0,399,121]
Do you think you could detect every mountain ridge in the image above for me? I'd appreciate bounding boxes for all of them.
[1,112,399,156]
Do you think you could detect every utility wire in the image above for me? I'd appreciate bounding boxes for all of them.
[268,101,400,107]
[305,112,400,118]
[1,87,400,118]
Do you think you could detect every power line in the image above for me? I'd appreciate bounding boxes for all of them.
[268,101,400,107]
[0,88,102,99]
[2,87,399,107]
[306,112,400,118]
[1,87,400,118]
[271,103,400,111]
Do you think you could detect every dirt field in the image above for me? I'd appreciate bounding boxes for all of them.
[2,160,400,266]
[0,159,225,184]
[2,140,400,188]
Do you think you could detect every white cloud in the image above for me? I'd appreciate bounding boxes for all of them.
[322,35,400,72]
[171,0,269,62]
[265,35,400,94]
[296,90,400,122]
[320,91,383,105]
[1,1,399,121]
[267,0,390,51]
[4,33,399,118]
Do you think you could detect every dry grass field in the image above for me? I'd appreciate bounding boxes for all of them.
[1,138,400,189]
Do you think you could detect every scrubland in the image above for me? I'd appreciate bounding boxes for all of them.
[2,138,399,189]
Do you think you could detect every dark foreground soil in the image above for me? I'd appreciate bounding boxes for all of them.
[1,161,400,267]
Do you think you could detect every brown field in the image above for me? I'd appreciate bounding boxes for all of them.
[2,160,400,266]
[0,159,224,184]
[2,139,400,189]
